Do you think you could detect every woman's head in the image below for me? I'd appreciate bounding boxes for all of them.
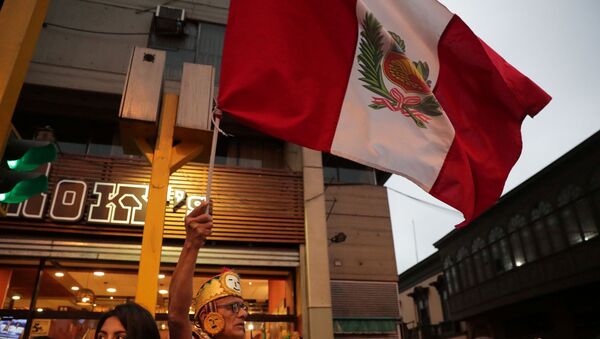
[95,303,160,339]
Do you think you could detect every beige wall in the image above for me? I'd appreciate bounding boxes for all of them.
[398,273,444,325]
[34,0,150,73]
[25,0,230,93]
[326,185,398,282]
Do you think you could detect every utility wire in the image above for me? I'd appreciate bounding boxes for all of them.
[386,185,462,216]
[76,0,228,14]
[78,0,150,12]
[44,22,149,36]
[412,219,419,262]
[135,0,176,14]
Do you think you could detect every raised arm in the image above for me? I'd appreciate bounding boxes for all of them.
[168,201,212,339]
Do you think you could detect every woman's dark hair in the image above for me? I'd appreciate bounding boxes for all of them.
[95,302,160,339]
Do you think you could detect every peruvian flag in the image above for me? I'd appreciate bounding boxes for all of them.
[218,0,551,224]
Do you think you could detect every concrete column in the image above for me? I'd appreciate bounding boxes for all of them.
[302,148,334,339]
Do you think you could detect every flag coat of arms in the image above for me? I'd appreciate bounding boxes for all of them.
[218,0,551,224]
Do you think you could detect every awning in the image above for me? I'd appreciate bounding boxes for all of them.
[0,237,299,267]
[333,318,398,334]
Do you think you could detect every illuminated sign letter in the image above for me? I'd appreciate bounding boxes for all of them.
[88,183,148,225]
[49,180,88,222]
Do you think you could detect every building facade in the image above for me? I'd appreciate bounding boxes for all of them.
[436,131,600,339]
[0,1,400,338]
[397,253,466,339]
[397,131,600,339]
[326,184,400,338]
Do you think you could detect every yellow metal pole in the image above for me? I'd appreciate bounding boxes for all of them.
[135,93,178,313]
[0,0,49,159]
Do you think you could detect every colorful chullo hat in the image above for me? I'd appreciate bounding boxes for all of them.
[194,269,243,315]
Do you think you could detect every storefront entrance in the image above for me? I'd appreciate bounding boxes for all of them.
[0,253,299,338]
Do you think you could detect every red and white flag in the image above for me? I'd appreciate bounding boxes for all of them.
[218,0,551,224]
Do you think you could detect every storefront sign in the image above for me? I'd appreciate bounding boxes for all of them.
[6,179,205,225]
[30,319,51,336]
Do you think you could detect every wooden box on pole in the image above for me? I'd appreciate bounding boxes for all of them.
[173,63,214,163]
[118,47,165,155]
[177,63,213,131]
[120,47,165,122]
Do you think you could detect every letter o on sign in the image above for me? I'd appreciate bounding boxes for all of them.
[49,180,88,222]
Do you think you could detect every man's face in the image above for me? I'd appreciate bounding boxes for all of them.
[213,296,248,339]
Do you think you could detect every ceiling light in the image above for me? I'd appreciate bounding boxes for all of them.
[36,308,43,312]
[158,289,168,295]
[76,288,95,306]
[55,272,65,277]
[248,281,253,286]
[71,286,80,291]
[106,287,117,293]
[11,295,21,301]
[93,271,105,277]
[158,274,165,279]
[109,296,114,300]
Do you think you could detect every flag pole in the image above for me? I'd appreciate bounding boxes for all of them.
[205,109,221,212]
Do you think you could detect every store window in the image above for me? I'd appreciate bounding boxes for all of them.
[13,85,129,159]
[0,260,107,338]
[1,260,297,339]
[148,21,225,83]
[1,267,38,311]
[323,154,376,185]
[157,263,298,338]
[13,118,127,159]
[215,136,285,169]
